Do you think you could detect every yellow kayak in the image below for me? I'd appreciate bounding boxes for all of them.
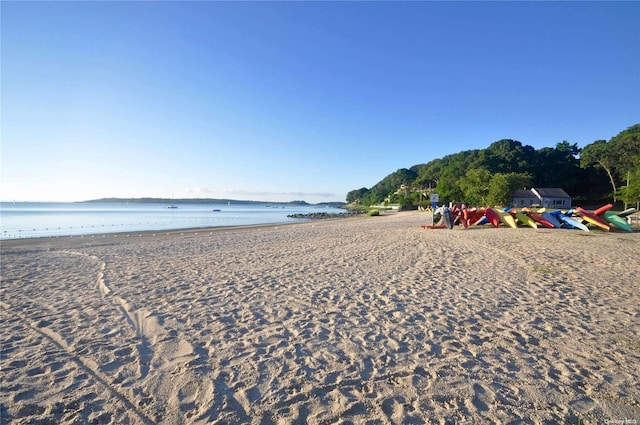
[495,209,517,228]
[514,211,537,228]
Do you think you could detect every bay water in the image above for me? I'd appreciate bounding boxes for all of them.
[0,202,345,240]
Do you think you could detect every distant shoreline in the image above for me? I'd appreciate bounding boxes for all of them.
[80,197,346,207]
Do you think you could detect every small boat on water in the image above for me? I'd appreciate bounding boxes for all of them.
[167,193,179,208]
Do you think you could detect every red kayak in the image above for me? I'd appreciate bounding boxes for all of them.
[523,208,555,228]
[467,208,486,225]
[422,210,446,229]
[460,203,469,228]
[576,207,611,231]
[485,208,501,228]
[423,223,446,229]
[593,203,614,216]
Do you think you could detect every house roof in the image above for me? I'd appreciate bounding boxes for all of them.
[533,188,571,198]
[513,190,539,199]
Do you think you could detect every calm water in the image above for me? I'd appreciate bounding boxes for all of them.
[0,202,345,240]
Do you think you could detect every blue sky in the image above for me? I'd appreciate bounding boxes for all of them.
[2,1,639,203]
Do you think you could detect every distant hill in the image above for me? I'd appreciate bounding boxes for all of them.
[81,198,346,207]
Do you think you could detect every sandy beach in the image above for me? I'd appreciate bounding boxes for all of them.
[1,211,639,424]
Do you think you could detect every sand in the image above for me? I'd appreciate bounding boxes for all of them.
[1,211,639,424]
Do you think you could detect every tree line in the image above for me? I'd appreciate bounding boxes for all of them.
[347,124,640,208]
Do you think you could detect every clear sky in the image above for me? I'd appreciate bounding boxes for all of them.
[2,1,639,203]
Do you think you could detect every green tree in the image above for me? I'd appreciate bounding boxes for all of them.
[459,167,491,206]
[534,141,582,197]
[487,172,532,207]
[580,140,618,200]
[414,158,444,189]
[610,124,640,207]
[482,139,536,174]
[580,125,640,202]
[370,168,418,204]
[361,187,381,206]
[346,187,370,204]
[609,124,640,181]
[617,168,640,209]
[435,168,463,204]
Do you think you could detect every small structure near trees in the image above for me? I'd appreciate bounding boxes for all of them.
[512,188,572,209]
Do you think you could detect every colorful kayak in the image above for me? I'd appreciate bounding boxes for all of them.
[618,208,637,218]
[514,211,537,228]
[496,209,517,228]
[602,211,633,232]
[424,223,446,229]
[593,203,614,215]
[485,208,501,228]
[423,208,446,229]
[523,208,555,228]
[460,204,469,228]
[554,212,589,232]
[576,207,611,231]
[442,207,454,230]
[472,216,489,226]
[541,212,561,228]
[422,213,445,229]
[468,208,487,225]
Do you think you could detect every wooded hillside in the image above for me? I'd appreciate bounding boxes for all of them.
[347,124,640,208]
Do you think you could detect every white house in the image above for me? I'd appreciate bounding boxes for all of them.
[512,189,541,208]
[512,188,572,209]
